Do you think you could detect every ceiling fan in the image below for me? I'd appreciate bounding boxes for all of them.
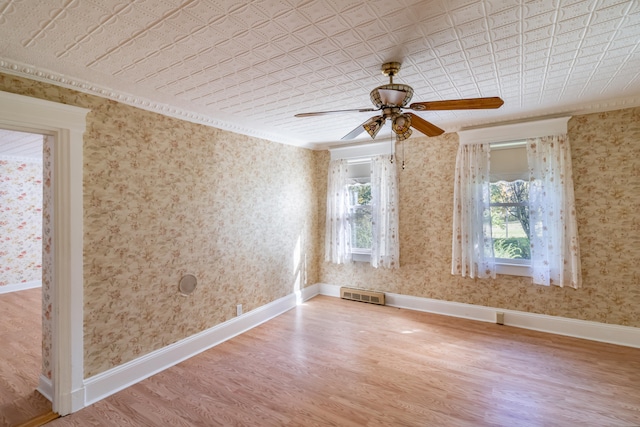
[295,62,504,141]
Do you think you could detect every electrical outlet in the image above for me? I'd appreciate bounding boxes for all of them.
[236,304,243,316]
[496,312,505,325]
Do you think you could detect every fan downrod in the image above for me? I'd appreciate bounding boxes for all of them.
[381,62,401,83]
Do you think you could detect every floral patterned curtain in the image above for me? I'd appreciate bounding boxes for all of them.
[325,159,352,264]
[527,135,581,288]
[370,155,399,269]
[451,143,496,279]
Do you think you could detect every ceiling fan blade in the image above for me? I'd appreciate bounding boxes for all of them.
[406,113,445,137]
[341,118,375,140]
[295,108,378,117]
[409,97,504,111]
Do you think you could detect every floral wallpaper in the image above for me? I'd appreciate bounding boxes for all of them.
[320,107,640,327]
[0,73,321,378]
[0,156,43,287]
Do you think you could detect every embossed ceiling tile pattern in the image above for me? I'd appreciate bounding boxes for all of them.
[1,0,640,146]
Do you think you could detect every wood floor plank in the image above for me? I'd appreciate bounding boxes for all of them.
[49,296,640,426]
[0,288,53,427]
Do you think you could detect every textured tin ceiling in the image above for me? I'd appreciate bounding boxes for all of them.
[0,0,639,148]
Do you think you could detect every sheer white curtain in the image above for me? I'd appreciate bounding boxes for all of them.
[325,159,352,264]
[527,135,581,288]
[451,143,496,279]
[370,155,399,269]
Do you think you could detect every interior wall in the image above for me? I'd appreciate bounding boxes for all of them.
[0,156,42,287]
[319,107,640,328]
[0,73,321,378]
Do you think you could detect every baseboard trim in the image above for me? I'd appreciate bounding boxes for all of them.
[83,284,319,407]
[317,283,640,349]
[0,280,42,294]
[37,375,53,402]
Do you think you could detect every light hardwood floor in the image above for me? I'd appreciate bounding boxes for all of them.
[0,288,53,427]
[49,295,639,426]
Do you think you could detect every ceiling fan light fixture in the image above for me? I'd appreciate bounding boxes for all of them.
[363,116,386,139]
[395,127,412,141]
[392,113,412,140]
[392,113,411,133]
[294,62,504,141]
[370,84,414,108]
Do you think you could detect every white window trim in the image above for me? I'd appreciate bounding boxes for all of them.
[459,116,570,145]
[329,139,395,161]
[495,257,531,276]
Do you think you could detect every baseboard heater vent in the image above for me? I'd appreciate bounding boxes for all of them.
[340,287,385,305]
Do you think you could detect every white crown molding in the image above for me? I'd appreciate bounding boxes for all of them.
[0,58,314,150]
[3,58,640,152]
[317,283,640,349]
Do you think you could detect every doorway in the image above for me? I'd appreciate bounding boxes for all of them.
[0,129,50,425]
[0,89,88,415]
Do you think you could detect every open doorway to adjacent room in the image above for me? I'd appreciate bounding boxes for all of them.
[0,129,53,426]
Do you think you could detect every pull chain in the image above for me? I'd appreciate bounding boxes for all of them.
[390,125,394,163]
[402,137,406,170]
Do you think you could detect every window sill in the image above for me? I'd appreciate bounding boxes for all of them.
[495,262,531,277]
[351,251,371,263]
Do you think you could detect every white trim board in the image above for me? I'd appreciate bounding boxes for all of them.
[38,375,53,402]
[83,284,320,407]
[0,280,41,294]
[317,283,640,349]
[329,140,395,160]
[458,116,570,145]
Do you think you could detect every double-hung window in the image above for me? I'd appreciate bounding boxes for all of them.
[347,161,372,260]
[489,142,531,276]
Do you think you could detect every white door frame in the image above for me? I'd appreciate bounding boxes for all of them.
[0,90,88,415]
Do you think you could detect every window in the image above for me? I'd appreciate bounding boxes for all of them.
[489,143,530,273]
[490,180,529,261]
[347,161,372,260]
[326,141,400,269]
[455,117,580,286]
